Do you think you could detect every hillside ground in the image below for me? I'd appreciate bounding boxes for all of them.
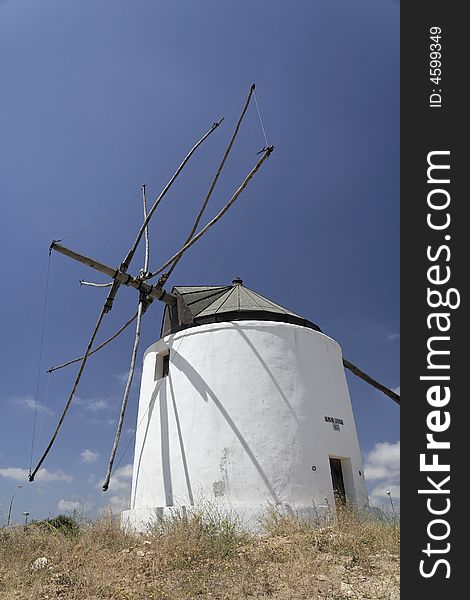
[0,506,399,600]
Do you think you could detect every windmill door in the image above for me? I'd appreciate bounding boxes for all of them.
[329,457,346,506]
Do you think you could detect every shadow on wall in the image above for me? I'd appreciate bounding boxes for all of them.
[133,373,193,509]
[134,323,314,509]
[132,377,165,508]
[171,350,281,504]
[168,374,194,505]
[232,323,300,424]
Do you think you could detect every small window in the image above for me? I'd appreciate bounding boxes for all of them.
[155,351,170,380]
[162,353,170,377]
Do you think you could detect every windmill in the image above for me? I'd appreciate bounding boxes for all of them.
[28,85,399,524]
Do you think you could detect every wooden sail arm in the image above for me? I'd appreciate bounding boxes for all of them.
[47,311,138,373]
[146,145,275,283]
[165,84,256,280]
[343,358,400,405]
[102,185,151,492]
[79,280,112,288]
[50,242,176,306]
[120,117,224,273]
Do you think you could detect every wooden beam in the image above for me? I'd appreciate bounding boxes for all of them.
[51,242,176,306]
[164,84,256,281]
[343,358,400,405]
[121,118,224,273]
[30,303,109,481]
[147,145,274,281]
[47,312,138,373]
[102,186,151,492]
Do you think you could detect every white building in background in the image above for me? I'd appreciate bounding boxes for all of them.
[122,278,368,529]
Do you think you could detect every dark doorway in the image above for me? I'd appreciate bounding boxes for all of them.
[329,457,346,506]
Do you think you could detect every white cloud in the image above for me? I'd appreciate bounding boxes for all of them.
[10,395,53,416]
[362,465,390,480]
[114,372,130,385]
[387,332,400,342]
[393,386,400,395]
[363,441,400,508]
[86,398,111,412]
[108,495,130,510]
[58,499,78,511]
[58,498,91,513]
[0,467,73,483]
[80,449,99,464]
[114,369,142,386]
[104,463,133,491]
[115,463,133,478]
[39,468,74,483]
[76,396,111,413]
[366,441,400,472]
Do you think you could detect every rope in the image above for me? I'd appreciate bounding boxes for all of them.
[253,91,269,148]
[34,368,52,462]
[164,84,256,281]
[60,192,140,242]
[55,89,264,250]
[213,187,252,273]
[34,480,98,495]
[47,311,139,373]
[111,427,139,478]
[121,118,224,275]
[29,302,109,481]
[57,118,223,247]
[53,143,250,250]
[29,251,52,475]
[58,152,201,243]
[145,145,274,282]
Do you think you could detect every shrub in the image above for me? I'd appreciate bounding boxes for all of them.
[35,514,79,535]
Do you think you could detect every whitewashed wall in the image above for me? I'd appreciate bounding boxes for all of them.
[122,321,368,529]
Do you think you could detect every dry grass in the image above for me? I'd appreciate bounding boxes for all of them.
[0,506,399,600]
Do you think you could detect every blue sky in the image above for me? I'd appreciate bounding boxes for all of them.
[0,0,399,522]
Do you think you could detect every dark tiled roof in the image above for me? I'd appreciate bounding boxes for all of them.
[161,278,321,336]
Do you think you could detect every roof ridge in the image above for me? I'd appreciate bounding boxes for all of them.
[174,285,231,293]
[247,287,298,315]
[243,286,267,311]
[184,287,232,308]
[213,287,236,314]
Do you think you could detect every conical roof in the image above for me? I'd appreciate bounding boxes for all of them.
[161,278,321,336]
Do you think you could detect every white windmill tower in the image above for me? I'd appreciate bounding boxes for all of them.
[122,278,370,529]
[29,86,399,527]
